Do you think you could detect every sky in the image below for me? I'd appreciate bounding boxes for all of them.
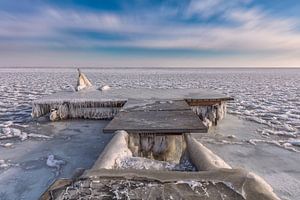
[0,0,300,68]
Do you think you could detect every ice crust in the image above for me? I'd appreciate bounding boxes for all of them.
[191,102,226,127]
[0,68,299,200]
[32,100,123,120]
[0,126,52,141]
[116,156,177,170]
[31,87,230,123]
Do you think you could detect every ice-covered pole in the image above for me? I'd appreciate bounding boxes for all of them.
[76,68,93,91]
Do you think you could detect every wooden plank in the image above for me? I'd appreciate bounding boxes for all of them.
[35,88,234,104]
[185,99,223,106]
[103,110,207,134]
[122,99,191,112]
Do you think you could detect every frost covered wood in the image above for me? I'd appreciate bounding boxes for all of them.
[191,102,227,127]
[31,69,232,123]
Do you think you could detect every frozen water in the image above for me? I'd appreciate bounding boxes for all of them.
[196,114,300,200]
[1,67,299,137]
[0,120,112,200]
[0,67,299,199]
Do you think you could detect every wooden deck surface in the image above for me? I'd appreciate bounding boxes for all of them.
[34,88,233,104]
[103,100,207,134]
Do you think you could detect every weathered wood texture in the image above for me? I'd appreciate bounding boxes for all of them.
[122,99,191,111]
[103,100,207,134]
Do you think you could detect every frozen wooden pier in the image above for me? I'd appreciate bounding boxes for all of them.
[37,71,279,200]
[103,100,208,134]
[32,88,233,127]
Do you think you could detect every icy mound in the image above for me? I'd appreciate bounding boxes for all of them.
[115,156,196,171]
[116,156,176,170]
[1,127,27,140]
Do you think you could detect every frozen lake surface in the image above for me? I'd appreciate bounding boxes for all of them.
[0,67,299,199]
[195,115,300,200]
[0,120,112,200]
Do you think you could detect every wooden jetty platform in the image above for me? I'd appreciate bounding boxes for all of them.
[37,71,279,200]
[103,100,208,134]
[32,88,233,105]
[32,88,233,127]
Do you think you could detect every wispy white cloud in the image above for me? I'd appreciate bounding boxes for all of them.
[0,0,300,67]
[185,0,252,19]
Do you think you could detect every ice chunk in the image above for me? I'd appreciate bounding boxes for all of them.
[46,155,66,170]
[0,127,28,141]
[0,159,10,169]
[116,156,176,170]
[0,142,13,148]
[28,133,52,139]
[100,85,111,91]
[2,127,11,135]
[288,139,300,147]
[227,135,236,139]
[1,121,13,127]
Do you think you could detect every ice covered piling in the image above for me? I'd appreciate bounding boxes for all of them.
[76,68,93,91]
[185,134,231,170]
[190,101,227,127]
[76,68,111,92]
[92,130,132,169]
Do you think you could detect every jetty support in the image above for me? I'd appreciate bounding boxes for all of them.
[40,132,280,200]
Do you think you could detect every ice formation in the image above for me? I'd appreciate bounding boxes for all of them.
[46,155,66,170]
[0,159,14,169]
[116,156,176,171]
[191,102,226,127]
[247,139,300,152]
[185,134,231,170]
[0,127,27,141]
[0,126,50,141]
[76,69,93,91]
[0,142,13,148]
[33,99,226,125]
[0,121,13,127]
[92,130,132,169]
[28,133,52,139]
[92,131,195,171]
[288,139,300,147]
[176,180,210,197]
[35,102,122,121]
[99,85,110,91]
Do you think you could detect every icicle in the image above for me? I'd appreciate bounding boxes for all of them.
[32,99,125,120]
[190,102,227,127]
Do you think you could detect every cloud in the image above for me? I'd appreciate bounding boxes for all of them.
[0,0,300,67]
[185,0,252,19]
[2,5,300,51]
